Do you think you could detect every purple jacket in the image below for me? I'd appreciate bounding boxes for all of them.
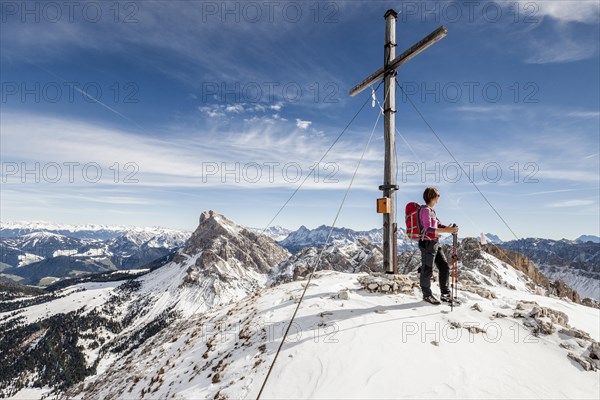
[419,206,447,241]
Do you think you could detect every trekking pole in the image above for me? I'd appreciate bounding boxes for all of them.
[451,228,458,312]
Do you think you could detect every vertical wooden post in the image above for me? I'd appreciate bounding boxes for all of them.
[349,12,447,276]
[383,9,398,274]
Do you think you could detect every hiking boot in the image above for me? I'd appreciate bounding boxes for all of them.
[440,293,461,305]
[440,293,452,302]
[423,295,441,305]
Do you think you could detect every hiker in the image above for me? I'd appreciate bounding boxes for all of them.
[419,187,458,305]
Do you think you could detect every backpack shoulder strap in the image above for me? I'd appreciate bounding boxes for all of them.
[418,205,429,238]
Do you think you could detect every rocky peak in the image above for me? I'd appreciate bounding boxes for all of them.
[177,211,290,279]
[484,242,582,303]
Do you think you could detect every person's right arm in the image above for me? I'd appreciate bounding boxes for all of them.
[436,226,458,234]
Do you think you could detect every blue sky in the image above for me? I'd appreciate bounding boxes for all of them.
[1,0,599,241]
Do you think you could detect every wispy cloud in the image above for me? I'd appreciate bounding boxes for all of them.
[547,200,594,208]
[567,111,600,119]
[0,111,383,191]
[498,1,600,64]
[295,119,312,130]
[532,1,600,24]
[450,105,521,120]
[1,2,345,97]
[199,102,284,119]
[525,36,598,64]
[521,188,595,197]
[536,170,599,184]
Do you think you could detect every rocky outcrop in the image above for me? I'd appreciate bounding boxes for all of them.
[485,244,582,303]
[357,273,417,294]
[513,300,570,336]
[176,211,290,282]
[582,298,600,309]
[500,238,600,301]
[270,239,383,284]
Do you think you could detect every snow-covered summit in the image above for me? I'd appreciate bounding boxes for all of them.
[249,225,292,242]
[576,235,600,243]
[0,220,190,241]
[94,210,291,324]
[279,224,394,253]
[180,210,290,279]
[2,212,599,399]
[64,268,600,400]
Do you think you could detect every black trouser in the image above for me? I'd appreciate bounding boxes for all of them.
[418,240,450,298]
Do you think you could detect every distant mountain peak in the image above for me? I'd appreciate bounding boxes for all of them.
[196,210,243,238]
[483,233,503,244]
[576,235,600,243]
[20,231,65,239]
[181,211,290,277]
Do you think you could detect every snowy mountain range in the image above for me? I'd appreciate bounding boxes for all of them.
[270,225,599,302]
[0,222,190,286]
[576,235,600,243]
[0,221,188,241]
[2,220,597,304]
[278,224,408,253]
[249,226,293,242]
[500,238,600,301]
[1,211,599,399]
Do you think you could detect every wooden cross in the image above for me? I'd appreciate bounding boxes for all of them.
[349,10,447,274]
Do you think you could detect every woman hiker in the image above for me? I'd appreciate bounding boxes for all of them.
[419,187,459,305]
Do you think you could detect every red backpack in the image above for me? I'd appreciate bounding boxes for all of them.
[405,202,423,240]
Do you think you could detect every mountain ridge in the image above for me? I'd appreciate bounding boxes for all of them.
[1,211,599,399]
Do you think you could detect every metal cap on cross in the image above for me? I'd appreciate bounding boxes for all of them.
[349,10,447,275]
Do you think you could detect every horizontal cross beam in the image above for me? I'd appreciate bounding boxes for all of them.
[349,25,448,97]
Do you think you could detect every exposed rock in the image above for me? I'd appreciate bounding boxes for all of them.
[528,306,543,317]
[499,238,599,302]
[460,284,496,300]
[333,289,350,300]
[358,273,417,295]
[559,328,592,341]
[445,239,515,290]
[449,320,461,329]
[516,300,539,310]
[535,320,555,336]
[396,250,421,274]
[588,342,600,360]
[471,303,483,312]
[179,211,290,285]
[550,279,582,304]
[513,301,571,336]
[527,306,569,328]
[582,298,600,309]
[567,353,596,371]
[271,239,384,284]
[485,244,584,304]
[560,342,575,350]
[465,326,486,334]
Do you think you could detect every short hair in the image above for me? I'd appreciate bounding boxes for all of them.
[423,187,440,204]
